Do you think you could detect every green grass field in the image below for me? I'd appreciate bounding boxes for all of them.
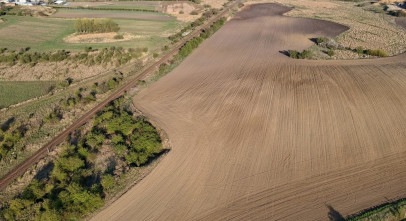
[0,81,56,108]
[0,12,181,52]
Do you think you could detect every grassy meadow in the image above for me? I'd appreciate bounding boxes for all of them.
[0,81,55,108]
[0,11,181,52]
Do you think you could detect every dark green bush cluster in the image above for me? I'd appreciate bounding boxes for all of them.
[200,17,226,38]
[93,100,162,166]
[175,17,226,61]
[113,34,124,39]
[60,74,123,110]
[0,122,25,161]
[0,98,162,220]
[43,107,63,124]
[388,10,406,17]
[288,50,313,59]
[168,8,220,43]
[351,47,388,57]
[73,47,143,67]
[75,18,120,33]
[0,47,143,67]
[365,49,388,57]
[316,37,329,44]
[347,198,406,221]
[0,50,69,66]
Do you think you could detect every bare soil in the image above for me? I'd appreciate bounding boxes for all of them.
[201,0,228,8]
[92,3,406,220]
[396,17,406,29]
[64,32,137,43]
[163,2,200,22]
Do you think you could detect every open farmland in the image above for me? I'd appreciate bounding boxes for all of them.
[65,1,160,11]
[92,3,406,220]
[0,81,55,108]
[51,8,173,21]
[0,13,180,51]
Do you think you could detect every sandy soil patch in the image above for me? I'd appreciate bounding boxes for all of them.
[163,2,200,22]
[201,0,228,8]
[396,17,406,29]
[64,32,137,43]
[93,4,406,220]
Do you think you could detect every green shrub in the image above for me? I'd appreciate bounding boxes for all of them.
[113,34,124,39]
[153,53,159,58]
[288,50,313,59]
[190,10,199,15]
[75,18,120,33]
[101,174,115,192]
[316,37,329,44]
[327,49,335,57]
[365,49,388,57]
[355,46,364,54]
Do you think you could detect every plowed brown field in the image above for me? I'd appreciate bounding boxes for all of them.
[93,3,406,220]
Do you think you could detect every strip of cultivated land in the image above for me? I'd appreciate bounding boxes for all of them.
[93,3,406,220]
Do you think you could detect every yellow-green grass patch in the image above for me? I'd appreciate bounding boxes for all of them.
[0,81,55,108]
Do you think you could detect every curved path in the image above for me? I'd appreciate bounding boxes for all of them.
[94,4,406,220]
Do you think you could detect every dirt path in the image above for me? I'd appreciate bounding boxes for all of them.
[93,3,406,220]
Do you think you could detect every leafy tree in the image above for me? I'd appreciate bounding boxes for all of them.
[57,156,85,172]
[101,174,115,192]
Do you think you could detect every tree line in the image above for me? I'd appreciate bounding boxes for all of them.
[74,18,120,34]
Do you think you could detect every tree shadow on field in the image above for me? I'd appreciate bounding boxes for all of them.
[34,162,54,181]
[327,205,345,221]
[1,117,15,131]
[279,50,290,57]
[309,37,319,44]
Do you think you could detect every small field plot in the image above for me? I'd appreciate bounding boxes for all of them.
[66,1,160,11]
[0,16,73,51]
[0,14,181,51]
[0,81,55,108]
[51,8,172,21]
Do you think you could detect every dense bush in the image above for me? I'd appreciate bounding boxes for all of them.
[0,122,25,161]
[316,37,329,44]
[113,34,124,39]
[388,10,406,17]
[75,18,120,33]
[327,49,335,57]
[0,98,162,220]
[355,46,364,54]
[288,50,313,59]
[174,17,226,61]
[365,49,388,57]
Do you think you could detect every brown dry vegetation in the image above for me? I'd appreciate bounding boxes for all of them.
[64,32,137,44]
[0,62,113,81]
[163,2,200,22]
[267,0,406,59]
[201,0,229,8]
[93,4,406,220]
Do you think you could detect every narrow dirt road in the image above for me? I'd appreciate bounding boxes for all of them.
[93,4,406,220]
